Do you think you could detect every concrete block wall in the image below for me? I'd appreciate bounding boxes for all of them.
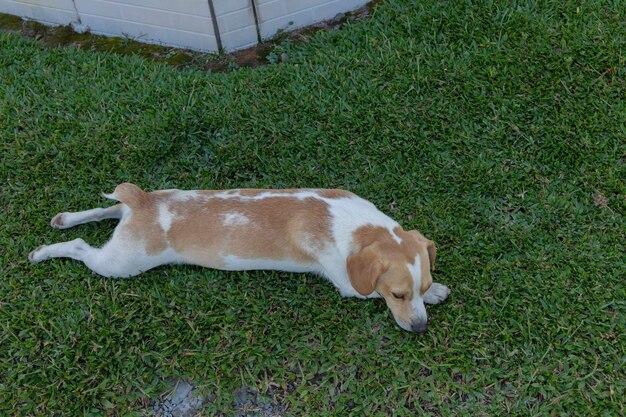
[212,0,258,51]
[0,0,78,26]
[0,0,369,52]
[74,0,218,51]
[256,0,364,39]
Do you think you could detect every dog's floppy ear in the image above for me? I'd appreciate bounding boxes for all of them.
[347,244,388,296]
[408,230,436,271]
[426,239,436,271]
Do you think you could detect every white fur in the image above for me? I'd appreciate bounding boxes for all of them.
[221,255,315,273]
[404,260,428,328]
[169,190,206,202]
[216,190,320,201]
[158,203,176,232]
[222,212,250,226]
[303,195,404,298]
[324,196,402,263]
[51,205,123,229]
[30,229,180,278]
[406,260,422,294]
[423,282,450,305]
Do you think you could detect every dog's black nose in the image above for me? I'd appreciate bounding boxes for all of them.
[411,321,427,333]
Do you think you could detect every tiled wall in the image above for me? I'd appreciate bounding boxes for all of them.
[0,0,369,52]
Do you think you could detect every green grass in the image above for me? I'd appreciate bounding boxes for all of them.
[1,0,624,415]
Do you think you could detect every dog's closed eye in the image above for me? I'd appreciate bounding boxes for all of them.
[392,292,406,300]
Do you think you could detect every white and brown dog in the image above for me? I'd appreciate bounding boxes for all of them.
[29,183,450,332]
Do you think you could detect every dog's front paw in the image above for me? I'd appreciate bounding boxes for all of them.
[423,282,450,305]
[51,213,67,229]
[28,246,47,263]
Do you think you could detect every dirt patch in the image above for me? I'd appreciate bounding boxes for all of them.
[233,387,286,417]
[149,379,290,416]
[0,3,377,73]
[593,191,609,208]
[152,379,205,417]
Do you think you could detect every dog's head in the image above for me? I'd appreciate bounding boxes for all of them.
[347,227,436,333]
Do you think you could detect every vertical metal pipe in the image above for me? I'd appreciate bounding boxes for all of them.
[70,0,82,25]
[249,0,262,43]
[207,0,223,52]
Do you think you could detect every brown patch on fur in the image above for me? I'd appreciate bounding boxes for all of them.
[408,230,436,270]
[233,189,300,196]
[350,225,435,296]
[316,189,354,199]
[352,226,421,263]
[111,183,149,209]
[404,229,436,294]
[167,196,332,268]
[111,184,170,255]
[349,226,416,311]
[426,242,436,272]
[348,225,436,326]
[346,244,388,295]
[112,185,342,261]
[141,190,332,268]
[233,188,353,199]
[353,226,415,324]
[418,253,433,294]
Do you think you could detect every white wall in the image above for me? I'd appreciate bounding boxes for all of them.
[0,0,369,52]
[0,0,78,26]
[73,0,218,52]
[212,0,258,51]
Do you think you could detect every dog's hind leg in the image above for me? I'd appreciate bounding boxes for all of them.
[31,184,175,277]
[28,236,152,278]
[51,204,125,229]
[29,238,97,265]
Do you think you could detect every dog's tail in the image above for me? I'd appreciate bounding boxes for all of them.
[102,182,148,209]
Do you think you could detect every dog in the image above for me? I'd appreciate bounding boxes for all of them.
[29,183,450,332]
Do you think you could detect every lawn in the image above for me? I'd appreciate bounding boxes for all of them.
[1,0,624,415]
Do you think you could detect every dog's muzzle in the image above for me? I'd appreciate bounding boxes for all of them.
[411,320,427,333]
